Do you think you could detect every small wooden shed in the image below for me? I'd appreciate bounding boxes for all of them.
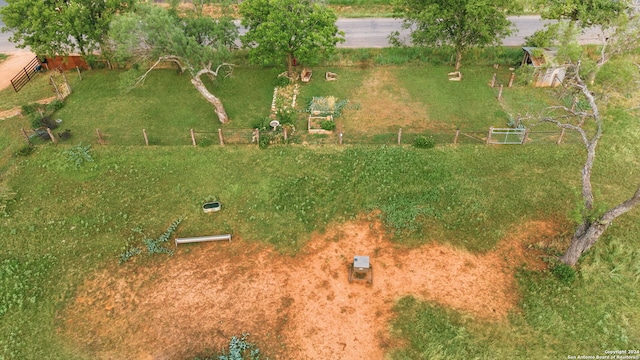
[521,47,568,87]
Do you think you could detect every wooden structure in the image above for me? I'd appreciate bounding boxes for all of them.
[301,68,312,83]
[325,72,337,81]
[521,47,568,87]
[349,256,373,284]
[448,71,462,81]
[44,56,90,71]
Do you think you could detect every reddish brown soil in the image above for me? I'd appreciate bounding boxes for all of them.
[61,219,558,359]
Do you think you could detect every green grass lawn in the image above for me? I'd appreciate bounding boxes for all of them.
[1,55,639,359]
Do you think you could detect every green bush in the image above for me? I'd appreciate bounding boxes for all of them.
[320,120,336,131]
[251,116,271,131]
[46,99,64,112]
[413,135,435,149]
[274,75,290,87]
[21,104,38,116]
[63,143,94,169]
[276,108,296,124]
[551,263,576,283]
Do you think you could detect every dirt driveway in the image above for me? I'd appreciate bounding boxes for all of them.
[0,51,36,91]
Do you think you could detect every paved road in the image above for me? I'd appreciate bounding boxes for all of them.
[337,16,602,48]
[0,8,603,54]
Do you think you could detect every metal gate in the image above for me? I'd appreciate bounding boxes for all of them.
[487,127,527,145]
[10,56,41,92]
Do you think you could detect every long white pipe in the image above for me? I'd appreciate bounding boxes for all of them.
[175,234,231,246]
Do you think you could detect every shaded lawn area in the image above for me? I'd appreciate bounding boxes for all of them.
[49,67,277,145]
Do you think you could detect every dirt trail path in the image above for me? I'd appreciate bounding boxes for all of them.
[0,51,36,91]
[62,219,558,359]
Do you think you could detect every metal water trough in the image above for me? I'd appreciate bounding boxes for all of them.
[175,234,231,246]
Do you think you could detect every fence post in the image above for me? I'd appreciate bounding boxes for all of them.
[96,129,105,145]
[498,84,504,100]
[218,128,225,146]
[486,127,493,144]
[557,127,565,145]
[521,128,530,145]
[190,128,197,147]
[46,128,57,143]
[508,72,515,88]
[284,127,288,141]
[142,128,149,146]
[454,129,460,144]
[254,128,259,145]
[50,76,62,100]
[76,66,82,81]
[397,128,402,145]
[490,73,496,87]
[20,128,32,145]
[339,132,343,145]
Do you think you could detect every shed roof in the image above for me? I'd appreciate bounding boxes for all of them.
[522,47,559,67]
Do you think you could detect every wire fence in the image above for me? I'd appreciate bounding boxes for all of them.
[54,127,583,147]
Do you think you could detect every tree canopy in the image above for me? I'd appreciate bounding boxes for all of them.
[539,0,631,29]
[108,2,238,123]
[525,66,640,265]
[239,0,344,77]
[0,0,134,56]
[391,0,514,70]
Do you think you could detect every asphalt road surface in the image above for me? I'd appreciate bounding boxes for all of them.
[0,6,603,54]
[337,16,602,48]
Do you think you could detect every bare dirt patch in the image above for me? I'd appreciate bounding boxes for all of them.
[340,68,454,135]
[0,96,58,120]
[61,219,560,359]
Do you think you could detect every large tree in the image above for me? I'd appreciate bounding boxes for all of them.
[239,0,344,77]
[527,0,638,84]
[539,0,630,28]
[107,2,237,124]
[391,0,514,71]
[530,67,640,266]
[0,0,134,56]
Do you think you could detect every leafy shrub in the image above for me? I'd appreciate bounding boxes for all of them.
[551,263,576,283]
[194,333,261,360]
[258,132,272,149]
[276,108,296,124]
[251,116,271,131]
[514,65,535,86]
[274,75,290,87]
[63,143,94,169]
[119,218,183,263]
[414,135,435,149]
[46,99,64,112]
[21,103,42,116]
[320,120,336,131]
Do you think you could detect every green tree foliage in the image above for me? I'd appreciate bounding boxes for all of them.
[239,0,345,77]
[391,0,514,70]
[107,2,238,123]
[539,0,630,28]
[0,0,134,56]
